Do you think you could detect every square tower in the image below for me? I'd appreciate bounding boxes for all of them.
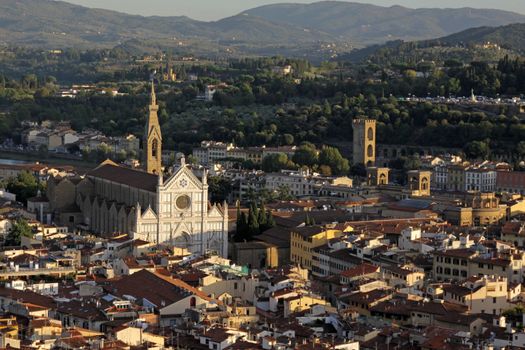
[353,119,376,166]
[407,170,432,197]
[367,167,389,186]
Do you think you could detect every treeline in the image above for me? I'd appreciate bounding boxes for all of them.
[2,53,525,163]
[261,144,350,176]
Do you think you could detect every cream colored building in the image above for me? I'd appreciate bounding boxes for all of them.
[115,326,165,347]
[47,84,228,257]
[71,159,228,256]
[442,276,509,315]
[433,248,525,284]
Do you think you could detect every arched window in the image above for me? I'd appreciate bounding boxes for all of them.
[422,177,429,190]
[367,127,374,141]
[367,144,374,157]
[151,139,158,158]
[379,173,387,185]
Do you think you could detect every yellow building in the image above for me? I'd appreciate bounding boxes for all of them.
[290,225,345,270]
[366,167,389,186]
[283,294,328,317]
[408,170,431,197]
[0,316,17,338]
[444,192,506,227]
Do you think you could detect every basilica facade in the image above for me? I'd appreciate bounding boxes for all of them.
[47,84,228,257]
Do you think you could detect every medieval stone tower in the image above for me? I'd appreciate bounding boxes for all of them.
[143,82,162,175]
[353,119,376,166]
[408,170,432,197]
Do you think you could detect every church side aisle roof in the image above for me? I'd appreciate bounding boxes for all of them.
[87,163,159,193]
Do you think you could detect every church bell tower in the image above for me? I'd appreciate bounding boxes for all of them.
[143,82,162,175]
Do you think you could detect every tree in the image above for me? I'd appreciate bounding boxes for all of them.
[516,141,525,157]
[234,211,249,242]
[319,165,332,176]
[266,211,276,229]
[464,141,490,160]
[6,171,42,204]
[208,176,232,203]
[5,218,33,246]
[403,155,422,171]
[292,144,318,167]
[258,203,267,229]
[282,134,294,146]
[247,205,260,238]
[319,146,350,175]
[262,153,290,173]
[276,185,295,201]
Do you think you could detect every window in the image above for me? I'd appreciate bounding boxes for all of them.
[367,144,374,157]
[152,139,158,158]
[367,127,374,141]
[493,297,497,303]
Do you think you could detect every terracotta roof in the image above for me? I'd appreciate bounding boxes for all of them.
[105,269,216,308]
[200,327,234,343]
[340,263,379,279]
[442,284,475,297]
[88,163,158,193]
[292,226,327,239]
[0,287,55,309]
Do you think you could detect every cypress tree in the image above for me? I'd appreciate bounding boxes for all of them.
[258,203,267,229]
[236,201,242,228]
[305,213,312,226]
[247,206,259,238]
[266,211,276,228]
[235,211,249,242]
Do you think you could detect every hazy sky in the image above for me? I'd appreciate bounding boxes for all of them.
[62,0,525,20]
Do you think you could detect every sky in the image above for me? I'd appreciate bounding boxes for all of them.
[62,0,525,21]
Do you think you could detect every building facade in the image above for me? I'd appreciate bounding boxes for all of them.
[352,119,376,166]
[48,84,228,257]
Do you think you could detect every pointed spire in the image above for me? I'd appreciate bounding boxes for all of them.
[202,168,208,185]
[150,80,157,106]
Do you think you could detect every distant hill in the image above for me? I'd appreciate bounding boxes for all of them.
[243,1,525,45]
[341,23,525,65]
[428,23,525,52]
[0,0,524,55]
[0,0,331,49]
